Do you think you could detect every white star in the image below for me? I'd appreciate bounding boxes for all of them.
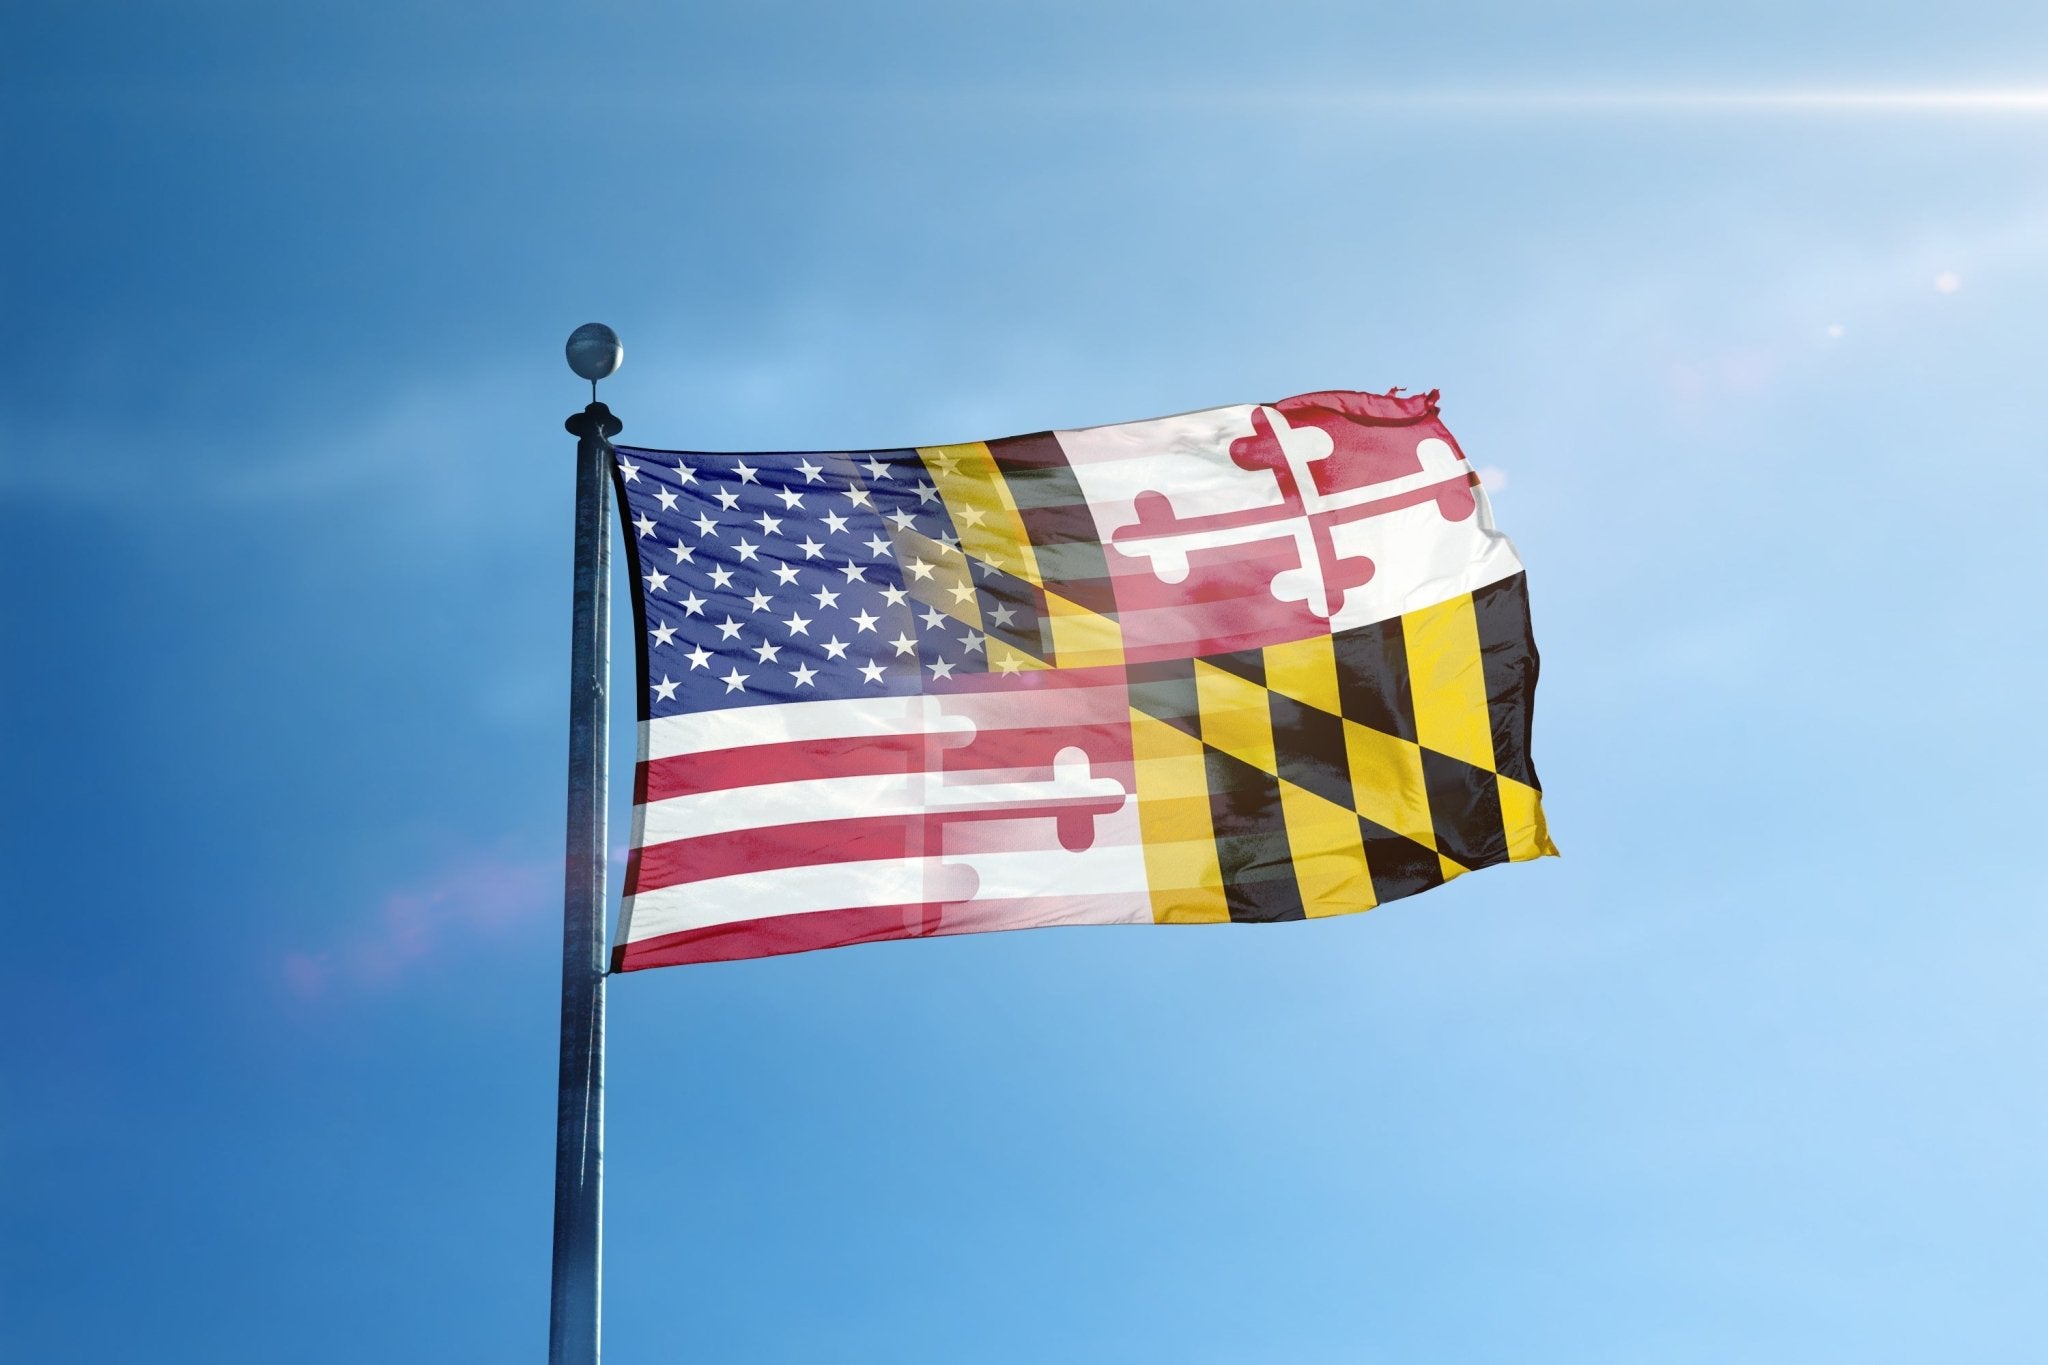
[616,457,641,483]
[679,591,706,616]
[745,588,773,613]
[988,602,1017,627]
[919,605,949,630]
[878,585,908,607]
[644,568,669,593]
[887,509,917,531]
[914,481,937,505]
[864,533,892,558]
[692,513,719,538]
[783,611,811,636]
[927,451,959,476]
[821,510,850,535]
[821,636,850,660]
[798,537,825,560]
[655,487,680,512]
[650,621,677,646]
[859,660,887,684]
[955,504,985,528]
[751,639,781,663]
[795,458,824,484]
[790,663,818,688]
[753,512,783,536]
[946,581,976,606]
[905,559,936,581]
[973,556,1002,577]
[669,541,694,565]
[674,461,696,485]
[733,460,759,484]
[811,585,841,609]
[849,609,879,633]
[707,565,735,590]
[890,632,917,657]
[685,645,712,670]
[633,514,656,538]
[838,561,866,582]
[927,658,955,680]
[861,456,892,480]
[958,632,986,655]
[716,616,744,640]
[714,487,741,510]
[844,487,873,510]
[733,538,760,563]
[932,530,959,552]
[720,667,748,693]
[772,563,801,586]
[652,675,680,702]
[776,488,804,510]
[995,655,1021,675]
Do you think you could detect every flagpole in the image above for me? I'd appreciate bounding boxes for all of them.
[551,323,622,1365]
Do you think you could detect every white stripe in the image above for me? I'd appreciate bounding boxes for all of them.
[643,694,970,761]
[638,758,1129,846]
[620,848,1149,940]
[643,773,922,844]
[624,858,946,937]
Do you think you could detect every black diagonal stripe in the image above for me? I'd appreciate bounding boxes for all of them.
[1268,692,1352,810]
[1333,615,1416,742]
[1471,572,1541,790]
[1205,647,1266,686]
[1127,657,1201,739]
[1357,816,1443,904]
[974,563,1047,660]
[985,431,1119,615]
[1203,747,1307,923]
[1420,748,1509,870]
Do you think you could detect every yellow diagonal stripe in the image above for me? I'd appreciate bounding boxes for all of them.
[1403,592,1496,771]
[1497,774,1558,862]
[1043,591,1124,669]
[1343,719,1435,849]
[1263,634,1342,715]
[1276,778,1374,918]
[1192,661,1276,775]
[1129,710,1229,924]
[985,639,1049,675]
[919,442,1043,587]
[888,525,983,631]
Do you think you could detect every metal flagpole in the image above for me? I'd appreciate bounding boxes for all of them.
[551,323,622,1365]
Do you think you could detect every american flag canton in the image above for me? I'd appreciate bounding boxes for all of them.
[611,445,1048,718]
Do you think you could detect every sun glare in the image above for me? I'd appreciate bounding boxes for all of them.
[1320,87,2048,112]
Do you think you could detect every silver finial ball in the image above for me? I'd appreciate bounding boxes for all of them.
[566,323,622,383]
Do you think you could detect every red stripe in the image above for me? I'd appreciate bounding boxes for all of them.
[632,814,920,891]
[611,895,1141,969]
[637,719,1134,803]
[628,789,1129,894]
[615,902,947,968]
[638,733,930,803]
[932,721,1131,774]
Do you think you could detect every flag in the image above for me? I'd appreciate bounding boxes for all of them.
[607,388,1555,970]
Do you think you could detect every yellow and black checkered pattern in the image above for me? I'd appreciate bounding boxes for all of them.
[1122,572,1556,924]
[909,435,1554,924]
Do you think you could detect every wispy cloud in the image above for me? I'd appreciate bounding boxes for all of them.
[844,84,2048,118]
[1306,88,2048,113]
[280,848,557,1001]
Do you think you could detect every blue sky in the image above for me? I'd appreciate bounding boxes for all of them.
[6,2,2048,1360]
